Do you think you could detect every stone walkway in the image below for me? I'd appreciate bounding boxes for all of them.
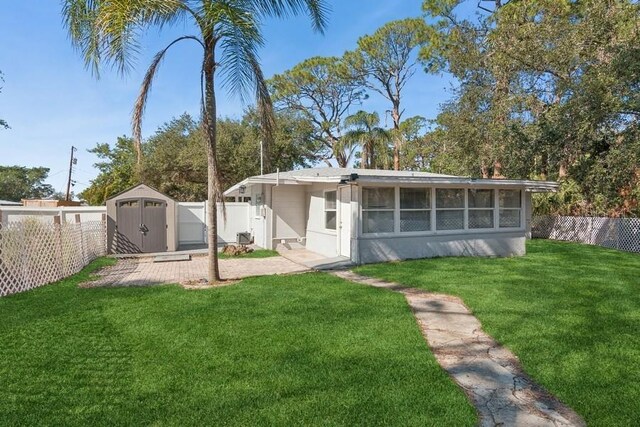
[86,256,309,287]
[332,271,585,427]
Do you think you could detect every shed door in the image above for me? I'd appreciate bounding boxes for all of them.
[116,198,167,253]
[141,199,167,253]
[116,199,143,253]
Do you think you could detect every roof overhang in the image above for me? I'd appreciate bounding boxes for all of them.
[224,175,559,196]
[354,177,559,192]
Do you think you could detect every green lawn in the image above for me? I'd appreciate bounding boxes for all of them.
[0,259,475,426]
[218,249,280,259]
[355,239,640,427]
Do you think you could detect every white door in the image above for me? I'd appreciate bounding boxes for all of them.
[338,186,351,257]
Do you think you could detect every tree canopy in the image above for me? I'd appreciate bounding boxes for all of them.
[269,56,366,167]
[0,166,54,202]
[81,110,315,205]
[421,0,640,216]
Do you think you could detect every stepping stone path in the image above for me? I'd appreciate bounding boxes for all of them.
[332,271,585,427]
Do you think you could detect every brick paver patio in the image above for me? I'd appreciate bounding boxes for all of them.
[87,255,309,287]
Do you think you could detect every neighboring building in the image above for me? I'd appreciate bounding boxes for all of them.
[224,167,558,264]
[0,200,22,206]
[22,199,82,207]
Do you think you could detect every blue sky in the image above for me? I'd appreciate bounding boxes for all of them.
[0,1,464,196]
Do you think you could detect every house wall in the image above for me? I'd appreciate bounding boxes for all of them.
[354,184,530,264]
[305,183,338,258]
[358,231,526,263]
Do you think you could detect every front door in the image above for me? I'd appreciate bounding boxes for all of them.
[116,198,167,253]
[338,186,351,257]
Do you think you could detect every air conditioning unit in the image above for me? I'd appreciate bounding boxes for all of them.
[237,232,252,245]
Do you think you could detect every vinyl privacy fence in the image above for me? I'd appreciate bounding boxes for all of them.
[0,218,106,297]
[532,216,640,253]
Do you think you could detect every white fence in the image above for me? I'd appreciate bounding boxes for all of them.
[532,216,640,253]
[178,202,250,246]
[1,202,251,247]
[0,206,106,224]
[0,218,106,297]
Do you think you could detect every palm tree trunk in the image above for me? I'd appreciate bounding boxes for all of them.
[203,41,221,283]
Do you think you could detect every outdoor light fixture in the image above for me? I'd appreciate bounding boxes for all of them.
[239,185,246,194]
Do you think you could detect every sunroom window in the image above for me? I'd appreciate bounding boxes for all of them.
[436,189,465,230]
[400,188,431,232]
[499,190,521,228]
[325,190,337,230]
[362,188,395,233]
[468,189,494,229]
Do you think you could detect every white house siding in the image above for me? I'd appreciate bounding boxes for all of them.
[305,183,339,258]
[357,231,526,264]
[271,185,307,245]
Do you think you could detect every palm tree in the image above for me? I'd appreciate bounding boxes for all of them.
[343,111,391,169]
[63,0,328,283]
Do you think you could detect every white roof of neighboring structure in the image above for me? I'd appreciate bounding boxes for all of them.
[224,167,559,195]
[0,200,22,206]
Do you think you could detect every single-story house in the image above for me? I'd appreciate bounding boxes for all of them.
[224,167,558,264]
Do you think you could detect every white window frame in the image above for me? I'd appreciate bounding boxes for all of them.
[361,186,396,235]
[358,185,525,237]
[498,189,523,229]
[399,187,432,233]
[324,189,337,231]
[435,188,466,231]
[467,189,495,230]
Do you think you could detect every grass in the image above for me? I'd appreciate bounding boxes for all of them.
[355,239,640,427]
[217,249,279,259]
[0,259,475,426]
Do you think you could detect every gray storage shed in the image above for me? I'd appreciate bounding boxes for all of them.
[106,184,177,254]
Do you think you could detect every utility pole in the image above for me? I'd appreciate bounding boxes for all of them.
[65,146,77,201]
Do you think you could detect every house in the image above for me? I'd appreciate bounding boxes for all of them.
[224,167,558,264]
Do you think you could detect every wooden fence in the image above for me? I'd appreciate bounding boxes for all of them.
[0,216,106,297]
[532,215,640,253]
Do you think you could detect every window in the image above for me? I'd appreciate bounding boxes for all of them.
[468,189,494,229]
[499,190,521,228]
[242,197,251,203]
[325,190,337,230]
[436,189,465,230]
[119,200,139,208]
[362,187,395,233]
[144,201,163,208]
[400,188,431,232]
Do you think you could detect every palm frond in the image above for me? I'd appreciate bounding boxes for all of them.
[133,35,204,163]
[250,0,330,34]
[62,0,188,76]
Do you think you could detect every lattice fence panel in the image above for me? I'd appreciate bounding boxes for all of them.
[532,216,640,253]
[0,219,106,297]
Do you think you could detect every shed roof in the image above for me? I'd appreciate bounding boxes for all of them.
[224,167,559,195]
[0,199,22,206]
[106,183,176,202]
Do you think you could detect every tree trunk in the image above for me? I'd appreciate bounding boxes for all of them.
[203,41,221,283]
[392,106,401,171]
[361,141,369,169]
[481,163,490,179]
[492,160,504,178]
